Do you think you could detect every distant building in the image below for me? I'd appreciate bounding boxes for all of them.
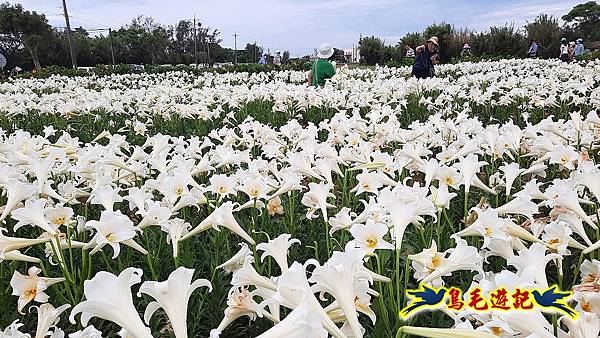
[343,48,360,63]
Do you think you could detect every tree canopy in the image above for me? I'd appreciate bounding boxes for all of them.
[562,1,600,40]
[0,3,263,70]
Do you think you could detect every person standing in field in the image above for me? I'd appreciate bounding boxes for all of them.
[460,44,472,58]
[411,36,439,79]
[528,40,538,58]
[308,43,336,87]
[568,41,576,61]
[574,39,585,59]
[258,54,267,65]
[405,43,415,58]
[274,51,282,66]
[559,38,569,62]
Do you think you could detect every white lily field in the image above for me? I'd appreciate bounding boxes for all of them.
[1,58,600,338]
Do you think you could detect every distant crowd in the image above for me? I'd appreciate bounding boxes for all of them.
[303,36,592,87]
[407,36,588,80]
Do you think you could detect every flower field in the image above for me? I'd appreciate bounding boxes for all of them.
[1,58,600,338]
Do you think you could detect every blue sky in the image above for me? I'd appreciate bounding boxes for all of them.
[9,0,582,55]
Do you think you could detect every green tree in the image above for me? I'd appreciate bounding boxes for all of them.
[447,27,472,60]
[424,22,453,62]
[0,2,54,69]
[562,1,600,41]
[245,42,262,63]
[380,45,403,64]
[399,32,423,51]
[174,20,193,52]
[525,14,562,58]
[358,36,385,65]
[282,50,290,64]
[470,24,526,58]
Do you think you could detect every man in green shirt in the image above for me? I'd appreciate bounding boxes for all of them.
[309,43,336,87]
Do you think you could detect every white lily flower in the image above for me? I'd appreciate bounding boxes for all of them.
[68,326,103,338]
[409,238,484,285]
[495,194,538,221]
[182,201,255,244]
[210,286,279,337]
[12,199,57,235]
[301,182,335,222]
[399,325,498,338]
[559,312,600,338]
[10,266,65,314]
[309,250,372,338]
[89,185,123,212]
[83,210,147,258]
[231,258,277,291]
[1,320,30,338]
[217,243,252,274]
[456,154,487,194]
[349,221,394,253]
[139,267,212,338]
[160,218,190,258]
[0,228,50,263]
[33,303,71,338]
[555,190,598,229]
[0,179,37,222]
[69,268,153,338]
[256,234,300,273]
[499,162,525,196]
[256,298,328,338]
[259,262,345,338]
[508,243,561,287]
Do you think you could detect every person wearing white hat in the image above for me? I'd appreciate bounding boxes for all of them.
[560,38,569,62]
[308,43,336,87]
[412,36,439,79]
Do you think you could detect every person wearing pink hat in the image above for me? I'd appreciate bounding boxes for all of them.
[461,43,472,58]
[412,36,439,79]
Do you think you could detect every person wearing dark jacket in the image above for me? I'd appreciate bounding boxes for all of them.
[411,36,439,79]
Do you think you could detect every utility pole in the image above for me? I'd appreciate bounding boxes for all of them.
[206,38,211,65]
[193,14,198,67]
[62,0,77,68]
[109,28,115,68]
[233,31,238,64]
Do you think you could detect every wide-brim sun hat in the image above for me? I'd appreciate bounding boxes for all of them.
[463,43,471,49]
[427,36,439,46]
[318,43,335,59]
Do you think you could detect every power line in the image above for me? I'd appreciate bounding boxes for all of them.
[68,15,111,28]
[15,0,61,8]
[68,9,126,27]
